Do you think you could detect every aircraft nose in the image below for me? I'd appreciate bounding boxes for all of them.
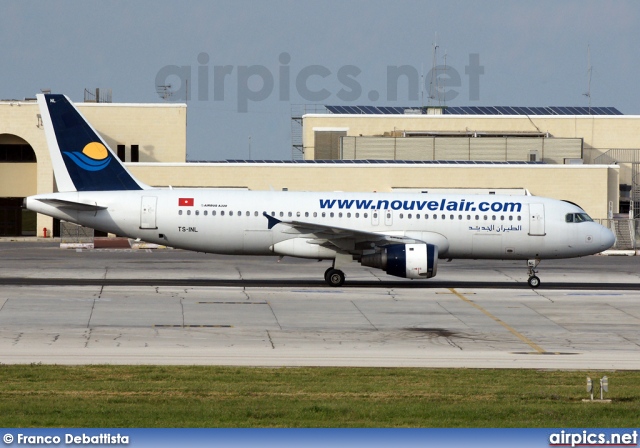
[600,225,616,250]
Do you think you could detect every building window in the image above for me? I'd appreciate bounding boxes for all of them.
[131,144,139,162]
[0,144,36,162]
[117,144,125,162]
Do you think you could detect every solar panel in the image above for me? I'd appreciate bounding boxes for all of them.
[493,106,510,115]
[325,105,623,116]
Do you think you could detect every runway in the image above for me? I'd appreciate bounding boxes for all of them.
[1,242,639,369]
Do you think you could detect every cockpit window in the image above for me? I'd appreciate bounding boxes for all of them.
[566,212,593,223]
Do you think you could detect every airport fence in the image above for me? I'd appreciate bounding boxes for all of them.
[59,221,94,249]
[596,218,638,251]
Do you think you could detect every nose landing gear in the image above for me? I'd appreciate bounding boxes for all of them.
[527,259,541,288]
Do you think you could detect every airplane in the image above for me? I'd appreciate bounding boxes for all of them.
[26,94,616,288]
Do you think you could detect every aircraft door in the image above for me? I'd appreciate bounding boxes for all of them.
[528,203,545,236]
[140,196,158,229]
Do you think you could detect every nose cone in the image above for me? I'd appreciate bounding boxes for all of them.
[600,225,616,250]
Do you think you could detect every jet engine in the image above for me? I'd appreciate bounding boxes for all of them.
[360,243,438,279]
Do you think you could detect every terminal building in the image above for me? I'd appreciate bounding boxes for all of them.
[0,96,636,249]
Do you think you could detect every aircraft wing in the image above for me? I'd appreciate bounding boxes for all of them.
[263,212,428,251]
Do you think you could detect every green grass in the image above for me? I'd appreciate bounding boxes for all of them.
[0,365,638,427]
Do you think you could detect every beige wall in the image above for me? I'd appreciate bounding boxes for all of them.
[0,164,37,196]
[129,163,619,219]
[79,103,186,163]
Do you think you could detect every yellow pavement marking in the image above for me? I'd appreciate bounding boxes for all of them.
[448,288,546,354]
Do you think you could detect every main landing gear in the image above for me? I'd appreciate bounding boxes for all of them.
[324,267,345,287]
[527,259,541,288]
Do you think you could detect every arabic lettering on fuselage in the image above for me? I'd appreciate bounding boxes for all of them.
[468,225,523,233]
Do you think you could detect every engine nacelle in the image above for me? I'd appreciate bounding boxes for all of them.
[360,243,438,279]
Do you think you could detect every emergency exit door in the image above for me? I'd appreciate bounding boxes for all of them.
[140,196,158,229]
[528,203,545,236]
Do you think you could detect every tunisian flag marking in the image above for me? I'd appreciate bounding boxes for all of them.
[178,198,194,206]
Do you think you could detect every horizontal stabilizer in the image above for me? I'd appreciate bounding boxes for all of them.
[35,198,107,211]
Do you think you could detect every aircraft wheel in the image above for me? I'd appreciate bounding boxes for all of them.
[326,269,345,287]
[528,275,541,288]
[324,267,333,282]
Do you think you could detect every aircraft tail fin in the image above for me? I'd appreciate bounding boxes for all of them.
[36,93,148,192]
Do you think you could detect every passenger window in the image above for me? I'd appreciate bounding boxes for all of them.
[305,212,309,217]
[322,212,326,218]
[288,212,292,217]
[509,215,513,221]
[475,215,479,220]
[517,216,522,221]
[338,212,342,218]
[500,215,504,221]
[416,214,420,219]
[179,210,183,216]
[407,213,412,219]
[229,211,233,216]
[492,215,496,220]
[355,213,359,218]
[399,213,404,219]
[220,211,224,216]
[364,213,368,218]
[195,210,200,216]
[442,214,446,220]
[313,212,317,217]
[246,211,250,217]
[187,210,191,216]
[212,211,216,216]
[484,215,488,220]
[279,212,284,217]
[255,211,258,217]
[204,210,208,216]
[330,212,334,218]
[297,212,301,217]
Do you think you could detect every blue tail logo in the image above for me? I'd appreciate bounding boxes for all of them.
[64,142,112,172]
[41,94,144,191]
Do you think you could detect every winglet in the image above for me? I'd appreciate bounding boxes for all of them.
[263,212,282,230]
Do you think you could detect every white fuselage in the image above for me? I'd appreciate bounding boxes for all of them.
[27,190,615,261]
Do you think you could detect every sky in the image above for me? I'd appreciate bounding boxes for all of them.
[2,0,639,161]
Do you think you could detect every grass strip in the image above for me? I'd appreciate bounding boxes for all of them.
[0,365,638,427]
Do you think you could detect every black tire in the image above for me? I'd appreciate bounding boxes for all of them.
[528,275,541,288]
[324,267,333,282]
[325,269,345,287]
